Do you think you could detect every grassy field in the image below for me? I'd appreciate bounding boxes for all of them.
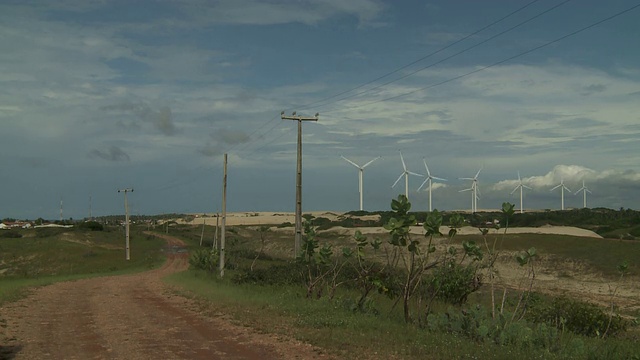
[0,225,166,304]
[158,223,640,359]
[166,269,640,360]
[3,221,638,359]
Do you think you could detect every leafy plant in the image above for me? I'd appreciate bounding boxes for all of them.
[527,296,628,337]
[345,230,388,310]
[189,248,218,272]
[383,195,452,322]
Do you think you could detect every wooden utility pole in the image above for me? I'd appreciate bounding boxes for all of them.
[219,154,227,277]
[117,188,133,260]
[213,212,219,250]
[281,111,319,257]
[199,219,206,247]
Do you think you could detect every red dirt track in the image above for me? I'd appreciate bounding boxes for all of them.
[0,233,329,359]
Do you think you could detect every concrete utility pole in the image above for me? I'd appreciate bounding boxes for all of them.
[118,188,133,260]
[213,212,219,250]
[281,111,319,257]
[219,154,227,277]
[199,219,206,247]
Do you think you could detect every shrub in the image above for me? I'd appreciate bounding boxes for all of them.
[0,231,22,238]
[232,262,306,285]
[527,296,628,337]
[189,249,218,272]
[427,261,480,305]
[628,226,640,238]
[78,221,104,231]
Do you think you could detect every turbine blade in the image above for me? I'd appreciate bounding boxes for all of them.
[392,173,404,188]
[517,171,521,182]
[423,159,432,177]
[399,151,407,171]
[475,167,482,179]
[408,171,424,177]
[432,176,447,181]
[417,178,429,192]
[550,184,561,191]
[510,185,519,195]
[522,185,532,190]
[340,156,360,169]
[361,156,380,169]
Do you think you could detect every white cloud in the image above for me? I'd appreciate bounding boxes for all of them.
[184,0,385,26]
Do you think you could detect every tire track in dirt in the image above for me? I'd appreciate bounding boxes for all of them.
[1,232,331,360]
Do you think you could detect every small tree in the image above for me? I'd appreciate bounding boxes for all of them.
[344,230,387,310]
[384,195,441,323]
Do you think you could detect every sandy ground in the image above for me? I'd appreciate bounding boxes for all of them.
[181,212,375,226]
[0,233,332,360]
[182,212,602,239]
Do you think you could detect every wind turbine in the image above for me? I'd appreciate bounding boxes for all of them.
[550,177,571,210]
[458,168,482,214]
[459,168,482,213]
[510,171,532,214]
[341,155,380,211]
[417,159,447,212]
[574,180,592,208]
[392,151,423,201]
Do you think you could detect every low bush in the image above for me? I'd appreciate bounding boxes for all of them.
[427,261,481,306]
[189,248,218,272]
[527,296,628,337]
[0,231,22,238]
[232,262,306,285]
[77,221,104,231]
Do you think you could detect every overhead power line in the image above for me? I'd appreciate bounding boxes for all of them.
[314,0,572,111]
[220,1,548,163]
[323,2,640,114]
[295,0,542,111]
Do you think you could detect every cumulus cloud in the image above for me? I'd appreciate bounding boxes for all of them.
[581,83,607,96]
[492,165,640,191]
[198,144,223,157]
[212,129,250,145]
[184,0,385,26]
[102,102,178,136]
[88,146,131,162]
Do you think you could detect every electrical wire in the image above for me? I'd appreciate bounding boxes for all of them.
[323,2,640,114]
[313,0,572,111]
[294,0,542,111]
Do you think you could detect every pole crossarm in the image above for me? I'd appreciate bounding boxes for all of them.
[280,111,319,257]
[280,112,319,123]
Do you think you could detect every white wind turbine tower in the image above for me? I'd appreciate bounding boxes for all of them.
[510,171,532,214]
[392,151,423,201]
[574,180,592,208]
[550,177,571,210]
[459,168,482,213]
[417,159,447,212]
[341,155,381,211]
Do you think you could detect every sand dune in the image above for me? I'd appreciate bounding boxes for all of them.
[183,212,601,238]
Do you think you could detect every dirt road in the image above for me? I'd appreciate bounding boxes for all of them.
[0,233,328,360]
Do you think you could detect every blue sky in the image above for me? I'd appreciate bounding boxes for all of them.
[1,0,640,220]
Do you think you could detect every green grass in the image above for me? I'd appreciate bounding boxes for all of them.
[0,226,166,304]
[165,269,640,360]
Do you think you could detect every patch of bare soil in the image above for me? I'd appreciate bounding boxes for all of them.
[493,252,640,314]
[0,232,333,360]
